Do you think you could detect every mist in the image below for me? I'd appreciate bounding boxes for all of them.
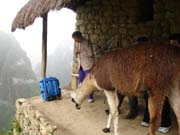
[0,5,76,133]
[12,8,76,69]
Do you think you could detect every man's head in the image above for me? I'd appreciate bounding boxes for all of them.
[72,31,83,43]
[169,33,180,46]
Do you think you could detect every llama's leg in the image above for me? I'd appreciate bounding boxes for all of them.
[105,93,125,115]
[117,93,125,113]
[103,90,119,135]
[103,113,112,133]
[148,96,164,135]
[126,96,138,119]
[168,87,180,135]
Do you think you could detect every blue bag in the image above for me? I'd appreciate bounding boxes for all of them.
[39,77,61,101]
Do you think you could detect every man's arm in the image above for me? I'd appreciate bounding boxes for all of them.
[85,41,94,58]
[74,43,80,57]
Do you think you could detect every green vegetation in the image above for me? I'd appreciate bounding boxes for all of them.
[0,129,13,135]
[0,86,38,134]
[0,104,15,133]
[0,119,21,135]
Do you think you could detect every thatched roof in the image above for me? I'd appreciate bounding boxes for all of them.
[11,0,86,32]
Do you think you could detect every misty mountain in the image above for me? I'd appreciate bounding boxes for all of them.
[0,31,38,103]
[35,43,73,87]
[0,30,39,131]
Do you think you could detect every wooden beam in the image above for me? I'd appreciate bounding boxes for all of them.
[41,13,48,78]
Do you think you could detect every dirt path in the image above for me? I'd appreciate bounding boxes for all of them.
[28,91,178,135]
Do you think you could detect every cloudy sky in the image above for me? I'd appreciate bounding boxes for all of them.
[0,0,76,68]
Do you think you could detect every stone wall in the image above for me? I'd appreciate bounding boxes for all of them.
[70,0,180,87]
[74,0,180,56]
[14,98,57,135]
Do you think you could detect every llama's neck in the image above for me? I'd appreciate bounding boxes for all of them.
[75,74,95,104]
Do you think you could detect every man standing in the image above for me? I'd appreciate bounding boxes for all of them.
[72,31,95,102]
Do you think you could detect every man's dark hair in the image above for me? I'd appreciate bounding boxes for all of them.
[169,33,180,43]
[72,31,82,38]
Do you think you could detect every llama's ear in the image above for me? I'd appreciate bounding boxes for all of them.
[89,74,92,79]
[89,73,94,80]
[70,92,76,99]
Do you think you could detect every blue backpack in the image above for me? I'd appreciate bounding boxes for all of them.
[39,77,61,101]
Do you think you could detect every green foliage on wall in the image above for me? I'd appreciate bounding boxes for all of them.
[0,104,15,134]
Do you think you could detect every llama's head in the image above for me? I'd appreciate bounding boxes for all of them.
[71,97,81,109]
[71,74,97,109]
[71,91,81,109]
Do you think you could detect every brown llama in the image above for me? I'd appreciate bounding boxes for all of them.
[71,43,180,135]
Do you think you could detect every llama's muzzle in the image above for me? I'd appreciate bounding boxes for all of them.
[72,98,81,109]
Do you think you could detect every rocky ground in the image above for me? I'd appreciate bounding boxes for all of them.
[28,91,178,135]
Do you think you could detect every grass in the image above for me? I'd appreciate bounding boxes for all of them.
[0,119,21,135]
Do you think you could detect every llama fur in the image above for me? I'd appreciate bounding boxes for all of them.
[72,42,180,135]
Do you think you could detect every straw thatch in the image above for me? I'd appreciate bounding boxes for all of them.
[11,0,86,32]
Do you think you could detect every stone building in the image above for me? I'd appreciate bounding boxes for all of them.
[73,0,180,56]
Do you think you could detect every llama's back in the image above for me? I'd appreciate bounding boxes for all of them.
[91,43,180,96]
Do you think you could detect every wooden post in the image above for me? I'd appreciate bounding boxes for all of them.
[41,13,48,78]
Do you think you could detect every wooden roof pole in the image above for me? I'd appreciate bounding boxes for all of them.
[41,13,48,78]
